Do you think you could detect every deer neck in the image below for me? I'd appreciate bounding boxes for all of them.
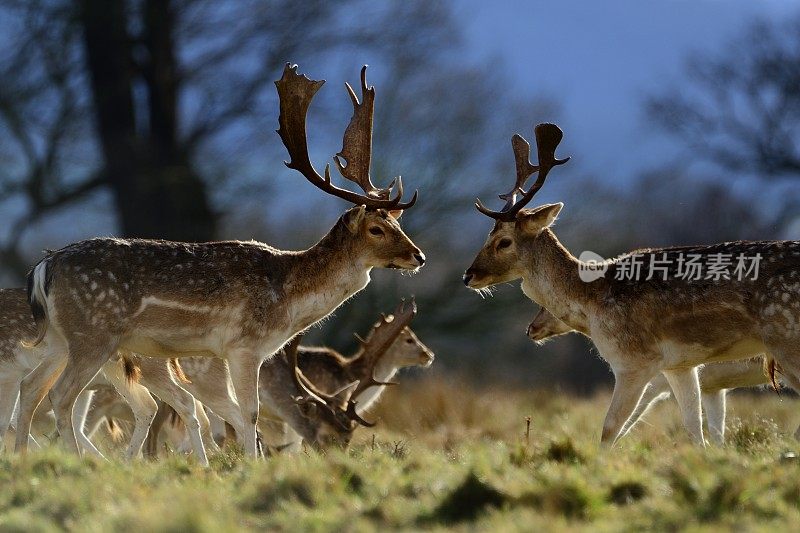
[518,229,594,331]
[349,347,399,383]
[282,222,372,332]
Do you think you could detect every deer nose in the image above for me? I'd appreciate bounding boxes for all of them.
[414,252,426,266]
[463,271,474,286]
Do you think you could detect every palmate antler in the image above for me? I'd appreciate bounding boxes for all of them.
[275,64,417,210]
[352,298,417,398]
[475,123,570,221]
[286,333,374,428]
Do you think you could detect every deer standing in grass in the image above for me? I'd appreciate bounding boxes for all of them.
[18,64,424,458]
[146,300,434,452]
[464,122,800,446]
[527,307,788,444]
[0,288,214,463]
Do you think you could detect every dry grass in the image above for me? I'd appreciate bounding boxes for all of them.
[2,378,800,531]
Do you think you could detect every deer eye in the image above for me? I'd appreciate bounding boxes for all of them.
[369,226,385,236]
[496,238,512,250]
[405,338,414,344]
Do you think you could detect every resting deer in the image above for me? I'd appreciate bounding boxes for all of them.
[464,122,800,446]
[18,64,424,458]
[148,300,434,452]
[0,288,214,463]
[527,307,788,444]
[259,299,433,448]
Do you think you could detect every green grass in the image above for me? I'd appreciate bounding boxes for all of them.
[3,381,800,531]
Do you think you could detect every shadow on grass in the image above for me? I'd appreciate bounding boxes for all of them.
[424,471,508,524]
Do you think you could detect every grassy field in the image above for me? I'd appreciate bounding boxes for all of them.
[3,380,800,532]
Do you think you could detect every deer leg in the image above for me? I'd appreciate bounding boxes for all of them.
[760,339,800,439]
[144,400,169,458]
[138,373,210,467]
[0,373,25,451]
[84,390,127,440]
[702,389,727,445]
[49,351,109,457]
[72,389,106,458]
[193,393,247,448]
[101,361,158,460]
[15,354,67,454]
[203,410,226,446]
[662,367,705,446]
[194,399,219,452]
[601,366,656,446]
[618,373,672,439]
[227,353,261,458]
[9,397,41,450]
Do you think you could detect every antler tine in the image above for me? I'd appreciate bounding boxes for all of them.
[395,296,417,321]
[334,66,381,198]
[275,63,412,210]
[332,65,418,210]
[345,400,376,428]
[286,333,340,408]
[475,123,570,221]
[286,334,321,403]
[497,134,538,209]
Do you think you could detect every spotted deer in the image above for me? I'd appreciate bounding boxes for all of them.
[258,299,433,448]
[148,300,434,452]
[0,288,214,464]
[527,307,789,444]
[464,122,800,446]
[19,64,424,458]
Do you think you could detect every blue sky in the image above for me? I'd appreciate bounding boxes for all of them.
[458,0,798,180]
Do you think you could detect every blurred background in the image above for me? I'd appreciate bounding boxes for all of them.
[0,0,798,392]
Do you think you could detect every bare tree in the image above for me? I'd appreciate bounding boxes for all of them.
[647,15,800,179]
[0,0,461,279]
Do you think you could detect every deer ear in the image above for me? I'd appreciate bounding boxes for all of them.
[343,205,366,233]
[388,209,403,220]
[516,203,563,234]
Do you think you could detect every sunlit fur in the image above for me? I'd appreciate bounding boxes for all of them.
[142,325,434,453]
[526,307,794,444]
[464,200,800,447]
[20,205,424,460]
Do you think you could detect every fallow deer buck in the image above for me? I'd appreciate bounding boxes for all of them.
[527,307,790,445]
[19,63,424,458]
[464,122,800,446]
[0,288,214,464]
[147,300,434,452]
[256,298,433,448]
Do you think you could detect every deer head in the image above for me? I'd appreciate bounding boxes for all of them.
[526,307,574,344]
[285,333,374,446]
[464,123,570,289]
[349,299,431,397]
[276,64,425,271]
[294,378,362,449]
[389,327,435,369]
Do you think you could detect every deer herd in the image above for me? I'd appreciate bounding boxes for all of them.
[0,63,797,466]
